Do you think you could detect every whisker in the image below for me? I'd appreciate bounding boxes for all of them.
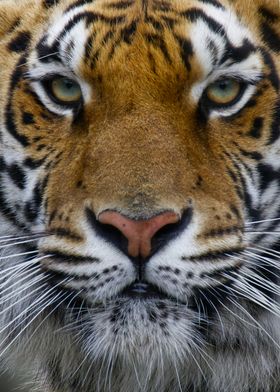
[223,274,280,316]
[0,237,48,249]
[0,265,41,296]
[0,276,72,351]
[251,245,280,257]
[19,52,60,69]
[0,292,59,360]
[0,250,38,260]
[229,298,280,350]
[0,275,50,315]
[22,289,74,351]
[245,231,280,235]
[0,232,50,243]
[246,248,280,269]
[245,217,280,225]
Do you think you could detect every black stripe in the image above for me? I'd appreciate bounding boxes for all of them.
[50,228,83,241]
[258,162,280,192]
[186,248,243,263]
[7,31,31,53]
[22,111,35,125]
[145,15,163,31]
[5,56,30,147]
[43,0,61,8]
[65,0,95,13]
[121,20,138,44]
[24,157,46,169]
[197,0,224,8]
[174,35,193,71]
[259,6,279,23]
[260,22,280,53]
[57,11,126,42]
[7,163,26,190]
[24,179,46,222]
[248,117,264,138]
[220,39,256,66]
[36,37,61,63]
[201,226,241,238]
[106,0,133,9]
[43,250,101,264]
[238,149,263,161]
[152,0,171,12]
[267,99,280,145]
[0,173,25,228]
[260,48,280,91]
[181,8,226,35]
[145,33,172,64]
[259,6,280,53]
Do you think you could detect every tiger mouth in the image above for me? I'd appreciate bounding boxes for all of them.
[118,281,185,304]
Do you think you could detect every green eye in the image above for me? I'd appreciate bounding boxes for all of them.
[205,79,242,106]
[50,76,82,104]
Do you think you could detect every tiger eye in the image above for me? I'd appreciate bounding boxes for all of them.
[206,79,241,105]
[51,76,82,103]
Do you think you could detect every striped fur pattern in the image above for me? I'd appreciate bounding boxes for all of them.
[0,0,280,391]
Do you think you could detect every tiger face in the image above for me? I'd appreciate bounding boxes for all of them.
[0,0,280,391]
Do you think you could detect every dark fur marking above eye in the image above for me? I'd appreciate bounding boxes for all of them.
[261,48,280,91]
[58,12,126,42]
[260,22,280,53]
[174,35,193,71]
[36,37,61,64]
[152,0,171,12]
[121,20,138,44]
[196,0,224,9]
[182,8,226,35]
[43,0,61,7]
[64,0,95,13]
[145,33,172,64]
[7,31,31,53]
[259,6,279,23]
[259,7,280,53]
[106,1,133,9]
[8,18,21,33]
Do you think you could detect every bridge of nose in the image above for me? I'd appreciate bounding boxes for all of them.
[98,210,180,258]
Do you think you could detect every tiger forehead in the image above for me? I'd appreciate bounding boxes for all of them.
[41,0,255,77]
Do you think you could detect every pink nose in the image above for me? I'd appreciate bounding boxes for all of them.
[98,211,180,258]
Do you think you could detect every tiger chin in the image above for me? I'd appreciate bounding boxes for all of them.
[0,0,280,391]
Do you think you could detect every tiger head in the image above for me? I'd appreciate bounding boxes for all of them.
[0,0,280,391]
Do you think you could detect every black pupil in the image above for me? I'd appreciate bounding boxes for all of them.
[64,79,75,89]
[218,80,230,90]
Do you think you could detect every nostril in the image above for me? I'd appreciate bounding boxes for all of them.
[86,207,192,259]
[86,208,129,255]
[98,210,180,258]
[150,208,193,255]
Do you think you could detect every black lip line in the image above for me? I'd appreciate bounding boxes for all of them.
[118,281,187,304]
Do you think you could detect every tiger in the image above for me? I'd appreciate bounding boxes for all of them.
[0,0,280,391]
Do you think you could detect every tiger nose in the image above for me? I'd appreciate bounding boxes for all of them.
[98,211,180,258]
